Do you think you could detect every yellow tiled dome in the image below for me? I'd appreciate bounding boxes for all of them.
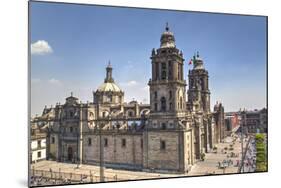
[97,82,122,92]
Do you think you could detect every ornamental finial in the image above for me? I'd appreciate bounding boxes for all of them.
[165,22,169,31]
[107,60,111,68]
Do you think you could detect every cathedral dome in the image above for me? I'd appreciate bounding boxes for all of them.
[97,82,122,92]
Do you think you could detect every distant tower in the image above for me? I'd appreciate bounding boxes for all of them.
[149,23,186,115]
[187,52,210,113]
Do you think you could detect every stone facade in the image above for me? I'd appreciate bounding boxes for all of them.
[240,108,268,133]
[32,24,225,174]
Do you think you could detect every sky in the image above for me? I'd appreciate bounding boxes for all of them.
[30,1,267,116]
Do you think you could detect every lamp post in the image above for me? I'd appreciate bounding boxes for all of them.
[96,95,104,182]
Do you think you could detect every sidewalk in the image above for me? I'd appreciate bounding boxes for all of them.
[188,136,243,176]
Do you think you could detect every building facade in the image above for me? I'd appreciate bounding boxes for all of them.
[32,24,225,173]
[240,108,268,134]
[30,121,47,163]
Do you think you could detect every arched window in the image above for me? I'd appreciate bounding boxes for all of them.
[154,91,157,99]
[161,97,166,111]
[154,103,158,111]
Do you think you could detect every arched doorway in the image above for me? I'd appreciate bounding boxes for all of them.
[67,147,73,161]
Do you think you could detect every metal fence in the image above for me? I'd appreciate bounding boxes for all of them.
[30,169,120,186]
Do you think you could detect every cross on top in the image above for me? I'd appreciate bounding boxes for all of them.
[165,22,169,31]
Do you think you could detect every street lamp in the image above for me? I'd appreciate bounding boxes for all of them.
[240,109,246,173]
[96,95,104,182]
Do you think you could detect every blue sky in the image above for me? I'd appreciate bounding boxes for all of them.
[30,2,267,116]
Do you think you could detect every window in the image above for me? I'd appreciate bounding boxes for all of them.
[103,112,106,118]
[161,71,167,80]
[70,127,73,133]
[70,111,74,118]
[160,141,166,150]
[141,139,143,149]
[88,138,92,146]
[51,137,55,144]
[169,103,172,111]
[122,139,126,147]
[161,123,166,130]
[161,63,167,80]
[154,91,157,99]
[128,111,133,117]
[154,103,158,111]
[168,61,172,79]
[161,97,166,111]
[104,138,108,147]
[37,140,41,148]
[37,151,41,158]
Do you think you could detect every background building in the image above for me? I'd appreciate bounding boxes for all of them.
[30,121,47,163]
[240,108,268,134]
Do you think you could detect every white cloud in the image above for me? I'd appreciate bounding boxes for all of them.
[48,78,61,85]
[120,80,138,86]
[31,40,53,55]
[127,80,137,86]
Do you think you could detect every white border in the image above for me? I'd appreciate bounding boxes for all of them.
[0,0,280,188]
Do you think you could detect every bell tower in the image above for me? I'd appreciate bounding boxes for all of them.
[187,52,210,113]
[143,24,195,173]
[148,23,186,116]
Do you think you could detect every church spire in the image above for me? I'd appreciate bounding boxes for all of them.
[105,61,114,83]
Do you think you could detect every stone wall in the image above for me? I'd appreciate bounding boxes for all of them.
[83,132,143,169]
[144,131,183,172]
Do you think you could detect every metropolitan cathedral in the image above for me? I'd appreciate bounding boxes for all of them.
[32,24,225,173]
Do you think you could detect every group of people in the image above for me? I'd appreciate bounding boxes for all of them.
[218,159,234,169]
[243,139,257,172]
